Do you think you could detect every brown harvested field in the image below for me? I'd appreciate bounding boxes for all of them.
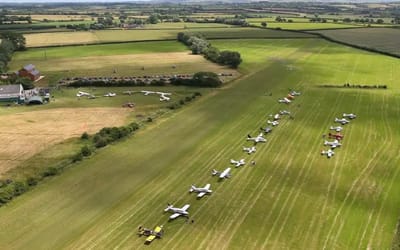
[30,14,92,21]
[0,108,131,176]
[25,31,98,47]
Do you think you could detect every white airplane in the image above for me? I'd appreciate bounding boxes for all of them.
[279,110,291,115]
[243,146,256,154]
[343,113,357,119]
[160,95,170,102]
[230,159,245,167]
[212,167,231,179]
[104,92,116,97]
[273,114,280,120]
[141,90,155,96]
[247,133,267,144]
[189,184,212,198]
[335,118,350,125]
[155,92,172,96]
[260,126,272,134]
[330,126,343,132]
[290,91,301,96]
[123,90,135,95]
[267,120,279,126]
[76,91,91,97]
[324,139,342,149]
[278,97,291,104]
[321,149,335,158]
[164,204,190,220]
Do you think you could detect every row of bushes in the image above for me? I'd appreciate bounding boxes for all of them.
[166,92,202,110]
[171,72,222,88]
[68,78,168,87]
[177,32,242,69]
[319,84,387,89]
[90,122,140,148]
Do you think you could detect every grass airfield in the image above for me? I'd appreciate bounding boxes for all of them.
[0,38,400,249]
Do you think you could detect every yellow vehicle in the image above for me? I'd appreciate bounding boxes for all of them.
[138,225,164,244]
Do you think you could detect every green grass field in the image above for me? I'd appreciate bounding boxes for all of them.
[10,41,236,86]
[313,27,400,57]
[24,27,315,47]
[1,38,400,249]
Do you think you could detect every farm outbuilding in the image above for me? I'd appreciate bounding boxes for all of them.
[0,84,24,103]
[17,64,41,81]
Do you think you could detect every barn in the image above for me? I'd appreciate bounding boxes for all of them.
[0,84,25,103]
[17,64,40,81]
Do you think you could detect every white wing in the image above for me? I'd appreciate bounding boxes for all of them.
[258,133,263,138]
[170,213,181,219]
[204,183,211,189]
[181,204,190,211]
[197,192,206,198]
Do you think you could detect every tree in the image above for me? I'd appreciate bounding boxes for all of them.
[0,32,25,51]
[188,37,209,54]
[203,46,220,62]
[377,19,384,24]
[148,14,160,24]
[192,72,221,87]
[218,51,242,68]
[261,21,267,27]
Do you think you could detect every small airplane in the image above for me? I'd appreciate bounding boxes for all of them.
[189,184,212,198]
[123,90,135,95]
[141,90,155,96]
[321,149,335,158]
[160,95,171,102]
[286,94,295,100]
[267,120,279,126]
[343,113,357,119]
[290,91,301,96]
[279,110,291,115]
[155,91,172,96]
[335,118,350,125]
[212,167,231,179]
[164,204,190,220]
[260,126,272,134]
[247,133,267,144]
[328,132,344,140]
[278,97,291,104]
[104,92,116,97]
[273,114,280,120]
[324,139,342,149]
[243,146,256,154]
[138,225,164,245]
[330,126,343,132]
[76,91,91,97]
[230,159,245,167]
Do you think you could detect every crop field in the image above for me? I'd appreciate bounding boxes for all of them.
[314,28,400,57]
[29,14,93,21]
[0,38,400,249]
[24,27,315,47]
[0,107,131,176]
[10,41,236,85]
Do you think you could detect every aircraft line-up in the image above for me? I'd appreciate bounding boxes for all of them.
[76,90,172,102]
[321,113,357,158]
[141,90,302,244]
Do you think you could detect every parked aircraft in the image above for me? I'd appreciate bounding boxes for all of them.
[164,204,190,220]
[278,97,291,104]
[212,168,231,179]
[230,159,245,167]
[267,120,279,126]
[243,146,256,154]
[138,225,164,245]
[273,114,281,120]
[343,113,357,119]
[279,110,291,115]
[141,90,155,95]
[321,149,335,158]
[104,92,116,97]
[330,126,343,132]
[290,91,301,96]
[335,118,350,125]
[324,139,342,149]
[328,132,344,140]
[189,184,212,198]
[76,91,91,97]
[260,126,272,134]
[247,133,267,144]
[160,95,170,101]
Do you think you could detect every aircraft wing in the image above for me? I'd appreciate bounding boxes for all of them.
[181,204,190,211]
[197,192,206,198]
[170,213,181,219]
[145,235,156,243]
[204,183,211,189]
[258,133,263,137]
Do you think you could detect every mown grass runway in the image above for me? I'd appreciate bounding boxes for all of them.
[0,38,400,249]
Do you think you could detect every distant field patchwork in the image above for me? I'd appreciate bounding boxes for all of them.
[313,28,400,56]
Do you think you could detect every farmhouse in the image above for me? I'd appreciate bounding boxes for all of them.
[17,64,41,81]
[0,84,24,103]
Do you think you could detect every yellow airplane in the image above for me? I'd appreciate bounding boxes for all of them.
[138,225,164,244]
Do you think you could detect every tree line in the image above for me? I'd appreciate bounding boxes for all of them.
[0,32,26,73]
[177,32,242,69]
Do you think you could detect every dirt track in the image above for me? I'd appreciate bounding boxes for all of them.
[0,108,131,176]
